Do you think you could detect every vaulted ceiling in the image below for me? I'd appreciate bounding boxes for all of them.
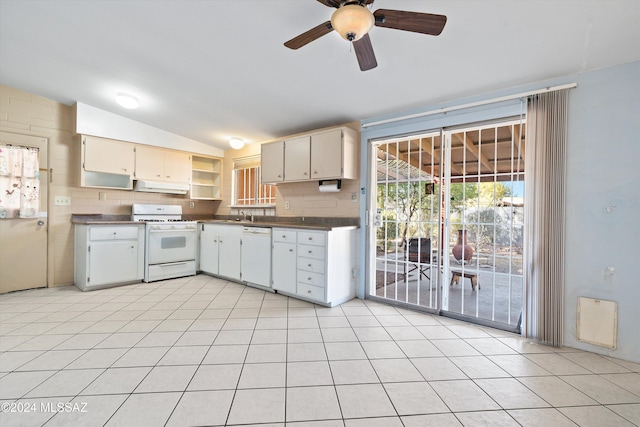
[1,0,639,151]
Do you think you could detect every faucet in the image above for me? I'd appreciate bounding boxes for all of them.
[240,211,253,222]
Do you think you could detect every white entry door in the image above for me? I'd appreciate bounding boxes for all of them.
[0,131,48,293]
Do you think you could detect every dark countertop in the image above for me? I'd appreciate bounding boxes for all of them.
[72,214,140,225]
[72,214,359,231]
[198,219,357,231]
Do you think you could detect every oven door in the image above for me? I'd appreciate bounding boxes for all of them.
[147,224,197,265]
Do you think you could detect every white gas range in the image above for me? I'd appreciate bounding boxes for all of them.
[132,204,197,282]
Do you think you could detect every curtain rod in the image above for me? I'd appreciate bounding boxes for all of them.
[362,83,577,129]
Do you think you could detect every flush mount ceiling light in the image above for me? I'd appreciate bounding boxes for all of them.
[115,93,139,109]
[330,3,374,42]
[229,137,245,150]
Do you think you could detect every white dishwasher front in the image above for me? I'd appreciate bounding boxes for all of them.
[241,227,272,289]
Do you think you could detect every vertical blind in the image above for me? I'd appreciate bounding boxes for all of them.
[523,89,570,346]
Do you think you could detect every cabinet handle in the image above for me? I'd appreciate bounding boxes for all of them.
[304,172,307,175]
[307,290,312,294]
[166,176,171,178]
[122,168,127,172]
[308,250,312,254]
[277,175,282,178]
[130,246,134,249]
[308,277,312,281]
[156,174,161,177]
[308,264,312,267]
[289,249,293,252]
[308,237,312,240]
[313,171,318,174]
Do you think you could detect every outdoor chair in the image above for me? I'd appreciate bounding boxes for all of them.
[404,238,432,280]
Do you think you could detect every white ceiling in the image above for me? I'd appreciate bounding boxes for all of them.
[1,0,639,151]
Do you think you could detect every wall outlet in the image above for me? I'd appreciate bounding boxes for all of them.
[285,201,290,210]
[351,192,357,202]
[98,192,106,201]
[189,202,195,208]
[54,196,71,206]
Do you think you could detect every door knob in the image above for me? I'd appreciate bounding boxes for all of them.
[37,220,45,226]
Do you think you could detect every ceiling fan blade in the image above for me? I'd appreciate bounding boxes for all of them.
[284,21,333,50]
[316,0,340,7]
[374,9,447,36]
[353,33,377,71]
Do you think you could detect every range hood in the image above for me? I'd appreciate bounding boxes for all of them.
[134,180,189,195]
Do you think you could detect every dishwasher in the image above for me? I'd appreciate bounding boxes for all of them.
[241,227,272,289]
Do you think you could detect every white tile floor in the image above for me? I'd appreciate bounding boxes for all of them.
[0,274,639,427]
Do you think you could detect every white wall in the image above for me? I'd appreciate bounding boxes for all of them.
[563,61,640,362]
[358,60,640,363]
[75,102,224,157]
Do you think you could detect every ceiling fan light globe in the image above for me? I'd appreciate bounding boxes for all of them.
[331,4,374,42]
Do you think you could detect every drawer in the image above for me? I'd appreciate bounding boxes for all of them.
[273,229,297,243]
[298,231,326,247]
[297,283,325,303]
[90,226,140,241]
[297,257,325,274]
[298,244,325,260]
[297,270,325,287]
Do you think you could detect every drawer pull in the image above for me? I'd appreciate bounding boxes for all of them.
[308,250,312,254]
[308,277,312,281]
[289,249,293,252]
[308,237,312,240]
[308,264,312,267]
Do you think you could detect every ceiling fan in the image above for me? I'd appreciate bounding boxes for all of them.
[284,0,447,71]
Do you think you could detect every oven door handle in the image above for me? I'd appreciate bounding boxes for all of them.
[148,228,197,233]
[158,261,190,267]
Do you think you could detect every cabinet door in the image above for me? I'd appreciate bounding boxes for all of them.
[272,241,297,294]
[311,129,343,179]
[135,145,165,180]
[164,151,191,183]
[199,227,219,275]
[88,241,140,286]
[218,235,241,281]
[84,136,135,175]
[284,136,311,181]
[261,141,285,183]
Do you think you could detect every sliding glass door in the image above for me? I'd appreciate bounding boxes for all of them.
[369,119,525,329]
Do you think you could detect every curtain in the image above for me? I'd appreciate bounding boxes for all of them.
[0,144,40,218]
[523,89,570,346]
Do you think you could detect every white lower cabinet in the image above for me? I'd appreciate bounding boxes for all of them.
[272,227,357,307]
[74,224,145,291]
[200,224,241,281]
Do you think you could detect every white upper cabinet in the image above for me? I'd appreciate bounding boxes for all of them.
[78,135,135,189]
[261,126,358,184]
[261,140,285,183]
[284,136,311,182]
[135,145,191,183]
[311,129,346,180]
[83,135,135,176]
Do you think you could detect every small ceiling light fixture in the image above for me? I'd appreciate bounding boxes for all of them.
[115,93,139,109]
[229,137,245,150]
[330,2,375,42]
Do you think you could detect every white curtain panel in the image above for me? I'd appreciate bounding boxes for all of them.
[523,89,570,346]
[0,144,40,218]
